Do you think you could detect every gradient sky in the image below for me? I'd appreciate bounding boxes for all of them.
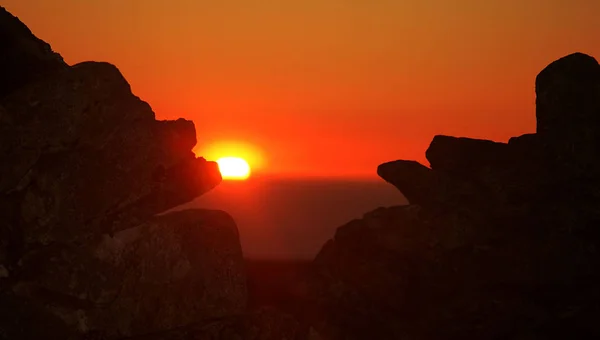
[5,0,600,178]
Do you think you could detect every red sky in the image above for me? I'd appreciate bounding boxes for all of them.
[5,0,600,179]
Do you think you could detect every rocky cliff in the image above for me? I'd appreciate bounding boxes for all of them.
[0,7,315,340]
[307,52,600,339]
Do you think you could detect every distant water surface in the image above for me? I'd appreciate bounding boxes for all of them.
[175,176,407,260]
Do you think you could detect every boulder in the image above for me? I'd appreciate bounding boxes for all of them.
[0,61,222,266]
[310,206,600,339]
[535,52,600,136]
[535,53,600,175]
[425,134,554,207]
[377,160,485,211]
[8,209,246,339]
[426,135,511,176]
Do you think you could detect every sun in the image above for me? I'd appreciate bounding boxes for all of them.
[216,157,251,180]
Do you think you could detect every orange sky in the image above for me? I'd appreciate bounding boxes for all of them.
[5,0,600,179]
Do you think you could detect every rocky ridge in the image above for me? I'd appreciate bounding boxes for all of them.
[0,7,312,340]
[306,52,600,339]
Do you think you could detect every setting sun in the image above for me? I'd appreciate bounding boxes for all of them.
[217,157,251,180]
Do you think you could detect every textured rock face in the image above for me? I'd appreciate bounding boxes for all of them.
[10,210,246,338]
[308,52,600,339]
[131,307,320,340]
[0,6,261,340]
[1,61,222,251]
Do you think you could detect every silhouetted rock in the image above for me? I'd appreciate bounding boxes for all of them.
[377,159,484,210]
[308,52,600,339]
[536,53,600,177]
[426,135,512,175]
[536,53,600,137]
[0,7,261,340]
[1,62,222,252]
[0,6,66,98]
[130,307,322,340]
[10,210,245,338]
[0,291,77,340]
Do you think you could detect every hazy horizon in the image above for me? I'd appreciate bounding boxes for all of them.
[173,176,407,260]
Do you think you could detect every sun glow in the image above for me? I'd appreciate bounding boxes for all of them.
[217,157,251,180]
[195,140,265,179]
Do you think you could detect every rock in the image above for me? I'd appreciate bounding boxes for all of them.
[0,7,248,340]
[535,52,600,175]
[9,209,246,338]
[129,307,317,340]
[0,292,77,340]
[425,134,554,207]
[426,135,512,176]
[377,160,484,211]
[308,52,600,339]
[0,61,222,256]
[310,206,600,339]
[535,52,600,136]
[0,6,66,98]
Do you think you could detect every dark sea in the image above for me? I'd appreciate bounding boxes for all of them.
[174,176,407,260]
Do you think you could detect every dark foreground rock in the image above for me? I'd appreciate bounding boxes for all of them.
[1,61,223,250]
[308,52,600,339]
[127,307,321,340]
[8,210,246,338]
[0,6,315,340]
[0,7,66,98]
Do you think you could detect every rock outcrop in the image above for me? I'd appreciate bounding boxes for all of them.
[129,307,321,340]
[308,53,600,339]
[10,210,246,339]
[0,6,66,98]
[0,7,310,340]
